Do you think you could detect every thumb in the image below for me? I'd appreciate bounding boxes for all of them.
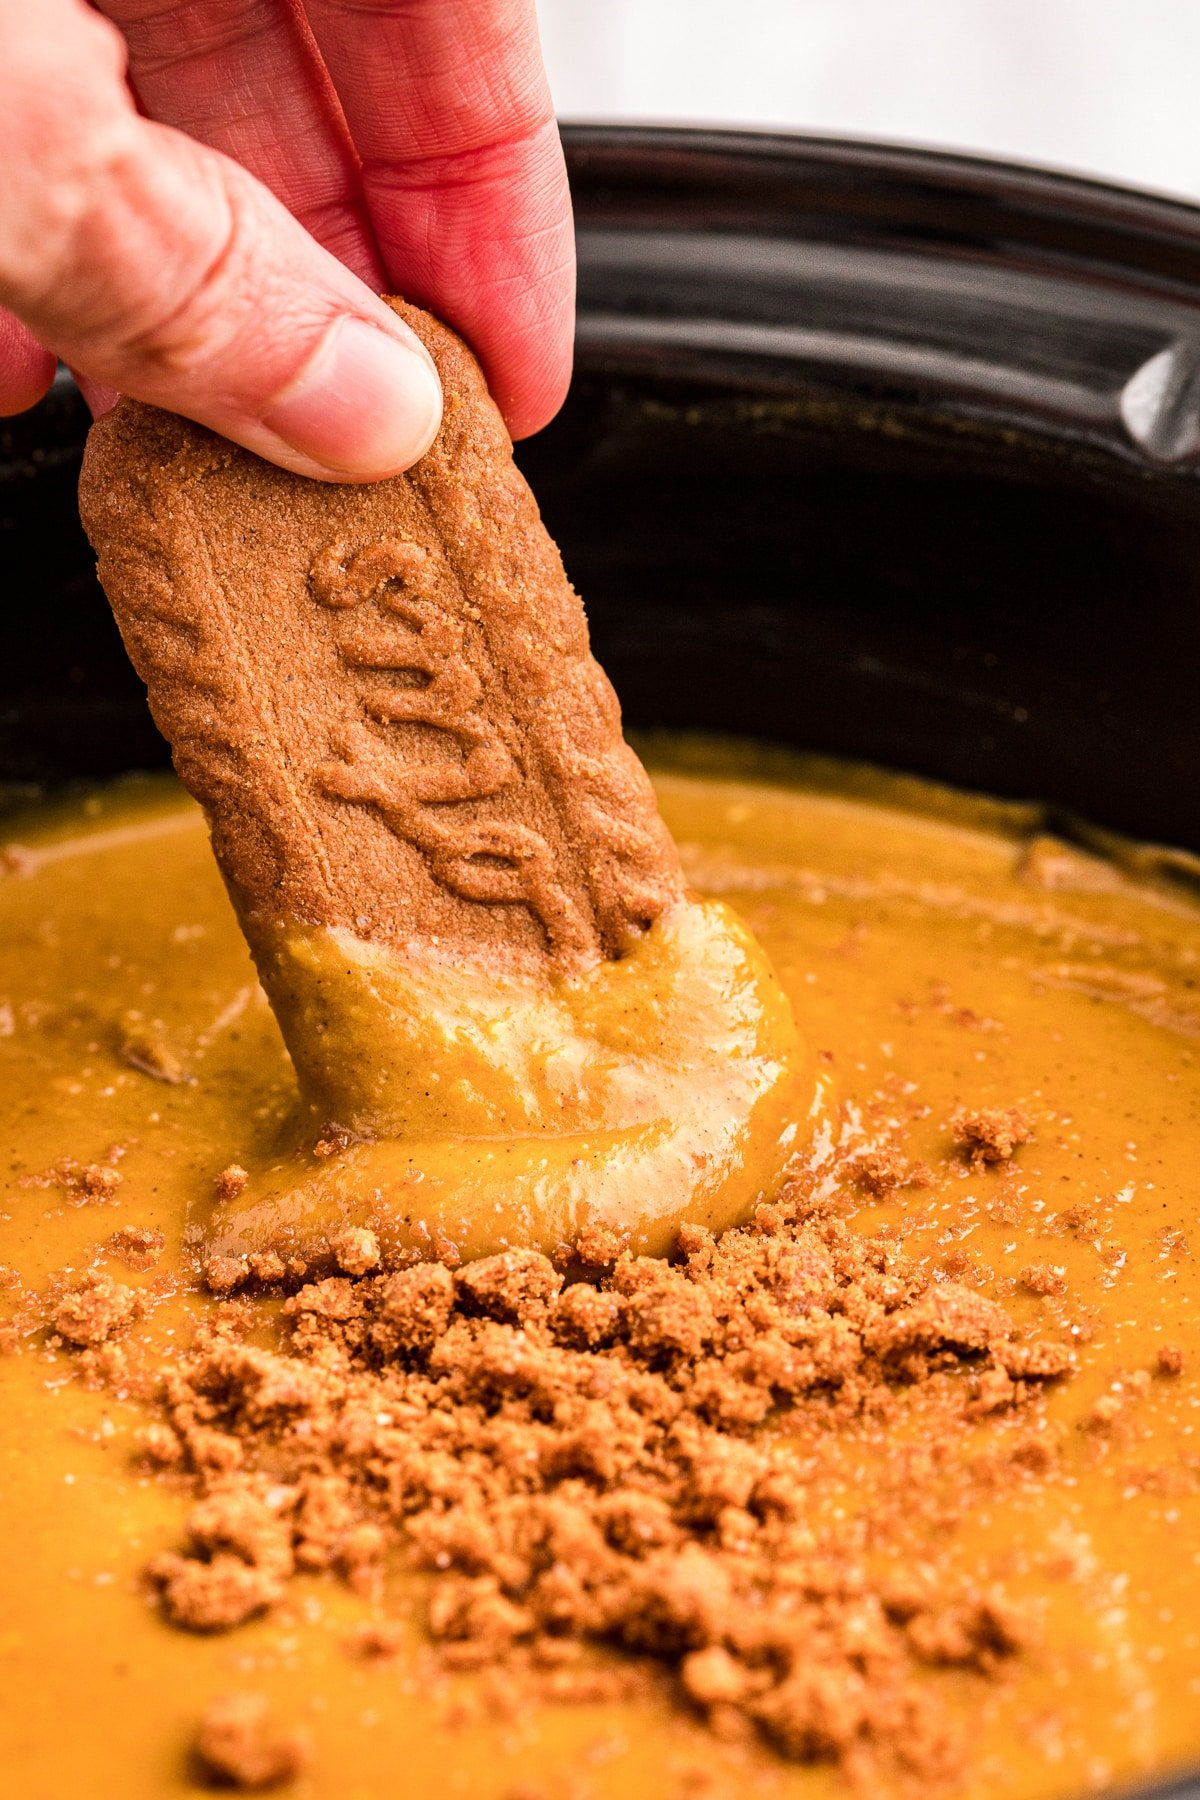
[0,2,443,481]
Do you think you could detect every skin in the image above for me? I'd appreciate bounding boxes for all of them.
[0,0,575,479]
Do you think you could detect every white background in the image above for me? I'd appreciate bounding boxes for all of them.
[536,0,1200,201]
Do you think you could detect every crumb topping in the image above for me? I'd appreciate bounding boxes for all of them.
[116,1180,1070,1782]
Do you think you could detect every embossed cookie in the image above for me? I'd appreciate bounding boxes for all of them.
[77,305,806,1272]
[78,301,684,980]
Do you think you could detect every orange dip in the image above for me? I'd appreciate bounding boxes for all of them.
[1,741,1198,1798]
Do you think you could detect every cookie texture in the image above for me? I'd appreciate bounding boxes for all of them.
[78,301,683,975]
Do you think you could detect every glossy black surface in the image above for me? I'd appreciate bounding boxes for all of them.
[2,125,1199,859]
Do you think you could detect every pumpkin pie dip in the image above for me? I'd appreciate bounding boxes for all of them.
[0,315,1198,1798]
[3,751,1200,1796]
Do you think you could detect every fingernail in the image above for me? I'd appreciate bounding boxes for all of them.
[262,316,443,479]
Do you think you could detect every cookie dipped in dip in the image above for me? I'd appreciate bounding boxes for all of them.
[78,302,806,1282]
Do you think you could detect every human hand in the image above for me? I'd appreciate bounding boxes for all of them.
[0,0,574,480]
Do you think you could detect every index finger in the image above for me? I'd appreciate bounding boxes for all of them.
[298,0,574,440]
[97,0,385,287]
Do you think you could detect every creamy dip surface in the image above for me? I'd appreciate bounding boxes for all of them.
[1,742,1198,1800]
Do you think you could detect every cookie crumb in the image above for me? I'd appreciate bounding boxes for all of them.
[119,1030,189,1086]
[312,1125,353,1160]
[1019,1263,1067,1298]
[456,1248,561,1323]
[952,1105,1034,1166]
[330,1227,380,1277]
[150,1489,293,1632]
[248,1252,287,1285]
[1085,1393,1124,1431]
[215,1166,249,1201]
[193,1692,308,1790]
[136,1422,184,1467]
[52,1272,142,1346]
[107,1225,166,1272]
[20,1156,123,1201]
[203,1256,249,1295]
[347,1619,403,1660]
[850,1144,910,1194]
[681,1644,753,1707]
[574,1224,627,1269]
[1157,1344,1184,1377]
